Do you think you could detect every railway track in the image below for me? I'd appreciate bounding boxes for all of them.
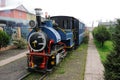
[39,72,48,80]
[18,72,49,80]
[18,72,31,80]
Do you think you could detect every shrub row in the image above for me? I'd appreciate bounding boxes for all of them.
[93,20,120,80]
[0,30,10,48]
[104,19,120,80]
[13,38,27,49]
[0,30,27,49]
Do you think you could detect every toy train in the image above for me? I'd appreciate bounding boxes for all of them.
[27,8,85,72]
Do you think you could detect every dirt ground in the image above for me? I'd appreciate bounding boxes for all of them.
[0,57,27,80]
[47,43,88,80]
[0,48,27,60]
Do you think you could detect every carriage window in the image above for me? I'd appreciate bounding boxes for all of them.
[65,21,67,29]
[72,20,74,29]
[62,20,64,27]
[79,23,82,29]
[63,20,67,29]
[67,20,69,29]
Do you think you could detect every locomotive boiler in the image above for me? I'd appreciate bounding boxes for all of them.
[27,8,74,72]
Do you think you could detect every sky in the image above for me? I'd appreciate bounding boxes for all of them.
[5,0,120,27]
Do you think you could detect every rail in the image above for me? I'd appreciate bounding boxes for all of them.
[18,72,49,80]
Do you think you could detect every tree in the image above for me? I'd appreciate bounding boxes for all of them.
[0,30,10,48]
[93,25,111,47]
[104,19,120,80]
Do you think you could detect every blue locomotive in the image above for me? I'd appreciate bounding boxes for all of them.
[27,8,85,72]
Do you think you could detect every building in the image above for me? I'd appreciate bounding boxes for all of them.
[0,4,36,25]
[98,21,116,28]
[0,0,47,39]
[0,4,36,39]
[0,0,36,39]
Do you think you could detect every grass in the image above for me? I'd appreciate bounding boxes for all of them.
[94,40,113,62]
[58,43,88,73]
[77,43,88,80]
[76,43,88,52]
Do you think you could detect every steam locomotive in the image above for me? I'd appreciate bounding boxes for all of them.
[27,8,85,72]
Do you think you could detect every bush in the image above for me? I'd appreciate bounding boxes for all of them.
[83,31,89,44]
[0,30,10,48]
[13,38,27,49]
[109,26,116,36]
[104,51,120,80]
[104,19,120,80]
[92,26,111,47]
[92,27,97,37]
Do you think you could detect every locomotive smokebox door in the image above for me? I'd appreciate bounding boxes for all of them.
[28,32,47,52]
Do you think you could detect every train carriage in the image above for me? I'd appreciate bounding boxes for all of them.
[50,16,85,47]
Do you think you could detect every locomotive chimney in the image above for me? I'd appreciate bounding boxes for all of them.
[35,8,42,28]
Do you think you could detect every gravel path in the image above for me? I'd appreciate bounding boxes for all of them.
[0,57,28,80]
[84,33,104,80]
[0,49,28,61]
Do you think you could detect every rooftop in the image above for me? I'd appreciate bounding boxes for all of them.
[0,4,29,13]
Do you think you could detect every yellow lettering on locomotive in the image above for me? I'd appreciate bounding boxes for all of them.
[32,40,37,47]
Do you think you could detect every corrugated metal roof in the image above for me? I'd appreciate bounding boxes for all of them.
[0,16,29,24]
[0,16,45,24]
[0,4,29,13]
[0,5,17,10]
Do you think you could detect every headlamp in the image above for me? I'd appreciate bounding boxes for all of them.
[29,20,36,28]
